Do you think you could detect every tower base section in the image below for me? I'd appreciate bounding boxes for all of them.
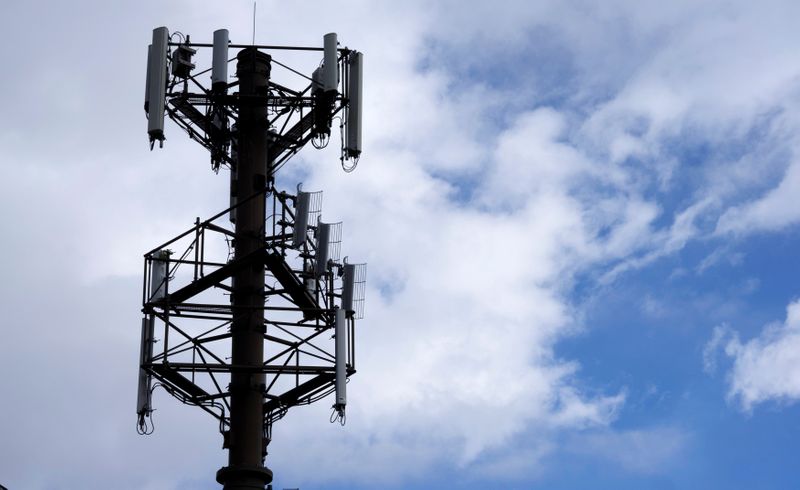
[216,465,273,489]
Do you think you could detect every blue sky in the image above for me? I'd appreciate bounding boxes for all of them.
[2,1,800,489]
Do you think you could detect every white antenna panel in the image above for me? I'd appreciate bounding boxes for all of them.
[149,250,169,301]
[147,27,169,146]
[293,189,322,248]
[212,29,229,90]
[314,221,341,277]
[136,316,154,415]
[328,222,343,263]
[334,307,347,409]
[292,192,311,248]
[322,32,338,92]
[345,52,363,158]
[341,263,355,312]
[341,262,367,319]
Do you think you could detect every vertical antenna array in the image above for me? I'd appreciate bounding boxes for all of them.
[137,26,366,489]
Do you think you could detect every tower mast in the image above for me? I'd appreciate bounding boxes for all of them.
[217,48,273,489]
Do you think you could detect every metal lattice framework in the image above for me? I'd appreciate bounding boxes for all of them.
[158,40,360,172]
[141,190,359,433]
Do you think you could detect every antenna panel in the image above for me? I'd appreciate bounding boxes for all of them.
[323,33,338,92]
[314,222,331,277]
[327,221,343,263]
[345,52,363,158]
[314,220,343,277]
[149,250,169,301]
[292,190,322,248]
[314,221,342,277]
[136,316,154,415]
[212,29,229,90]
[334,307,347,409]
[147,27,169,146]
[341,262,367,319]
[292,192,311,248]
[144,44,152,113]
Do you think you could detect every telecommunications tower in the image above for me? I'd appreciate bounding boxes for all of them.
[136,26,366,489]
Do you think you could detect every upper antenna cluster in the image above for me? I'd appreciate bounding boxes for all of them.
[144,27,363,173]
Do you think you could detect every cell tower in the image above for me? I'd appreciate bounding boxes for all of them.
[136,26,366,489]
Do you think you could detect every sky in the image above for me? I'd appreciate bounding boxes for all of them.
[1,0,800,489]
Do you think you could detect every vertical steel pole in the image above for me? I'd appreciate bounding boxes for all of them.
[216,47,273,490]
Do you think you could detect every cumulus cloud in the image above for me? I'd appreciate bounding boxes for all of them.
[707,300,800,411]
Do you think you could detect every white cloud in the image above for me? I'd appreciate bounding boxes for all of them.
[717,161,800,234]
[703,324,730,374]
[568,427,688,474]
[711,300,800,411]
[696,246,744,274]
[472,444,553,481]
[598,197,714,283]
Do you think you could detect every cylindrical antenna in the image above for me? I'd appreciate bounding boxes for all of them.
[147,27,169,147]
[322,32,338,92]
[139,250,168,419]
[345,52,363,158]
[334,307,347,410]
[311,66,323,93]
[212,29,229,90]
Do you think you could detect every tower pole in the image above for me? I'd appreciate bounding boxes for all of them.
[216,47,273,490]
